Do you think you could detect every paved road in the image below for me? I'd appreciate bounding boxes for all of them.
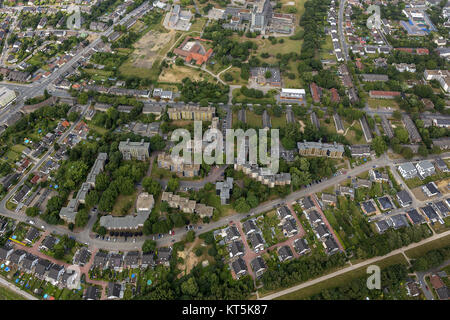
[259,229,450,300]
[338,0,349,61]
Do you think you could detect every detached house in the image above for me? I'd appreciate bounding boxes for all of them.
[397,190,413,207]
[293,238,311,255]
[231,257,247,278]
[277,246,293,262]
[229,240,245,258]
[242,220,257,235]
[249,232,265,252]
[250,256,266,278]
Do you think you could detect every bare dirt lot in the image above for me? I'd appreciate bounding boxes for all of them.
[178,237,202,277]
[158,65,207,83]
[127,29,176,69]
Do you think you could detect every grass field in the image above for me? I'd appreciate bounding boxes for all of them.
[319,36,336,60]
[0,284,27,300]
[220,67,248,86]
[246,110,262,127]
[280,0,307,16]
[405,234,450,259]
[344,120,365,145]
[367,98,399,109]
[111,192,137,217]
[275,253,408,300]
[189,17,208,33]
[271,115,286,128]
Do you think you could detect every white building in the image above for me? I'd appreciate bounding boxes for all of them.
[398,162,418,179]
[279,88,306,101]
[416,160,435,178]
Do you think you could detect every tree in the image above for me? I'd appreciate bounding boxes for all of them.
[394,127,409,144]
[142,239,157,253]
[264,70,272,79]
[181,277,199,296]
[371,136,387,156]
[234,197,250,213]
[175,58,184,66]
[95,172,109,191]
[75,208,89,228]
[167,178,179,192]
[186,230,195,242]
[418,145,428,157]
[117,177,134,195]
[150,135,166,151]
[401,147,413,159]
[68,112,79,122]
[85,190,100,207]
[392,110,402,120]
[64,161,88,189]
[97,226,107,236]
[142,177,162,197]
[25,206,40,217]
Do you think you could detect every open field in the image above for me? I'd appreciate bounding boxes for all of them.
[111,192,137,217]
[220,67,248,86]
[275,253,408,300]
[271,115,286,128]
[344,120,365,145]
[367,98,400,109]
[246,110,262,127]
[280,0,307,17]
[158,64,213,83]
[119,28,177,80]
[319,36,336,60]
[189,17,208,33]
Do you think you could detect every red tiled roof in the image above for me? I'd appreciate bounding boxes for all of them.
[330,88,340,103]
[416,48,429,55]
[310,82,321,103]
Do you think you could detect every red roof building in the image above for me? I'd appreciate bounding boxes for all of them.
[430,274,445,290]
[330,88,340,103]
[310,82,321,103]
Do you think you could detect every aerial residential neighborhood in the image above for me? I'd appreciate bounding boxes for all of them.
[0,0,448,310]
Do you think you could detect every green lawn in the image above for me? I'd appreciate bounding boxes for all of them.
[246,110,262,128]
[271,115,286,128]
[367,98,399,109]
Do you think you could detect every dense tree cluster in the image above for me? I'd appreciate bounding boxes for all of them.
[411,245,450,271]
[261,252,347,291]
[179,78,229,104]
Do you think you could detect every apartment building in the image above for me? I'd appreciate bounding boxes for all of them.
[161,192,214,218]
[297,140,344,158]
[167,106,215,121]
[157,153,200,178]
[119,139,150,161]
